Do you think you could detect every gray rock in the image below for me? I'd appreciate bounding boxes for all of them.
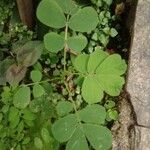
[127,0,150,127]
[131,126,150,150]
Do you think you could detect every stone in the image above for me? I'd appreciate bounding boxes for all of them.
[127,0,150,127]
[131,126,150,150]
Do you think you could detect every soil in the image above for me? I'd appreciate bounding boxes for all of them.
[111,92,136,150]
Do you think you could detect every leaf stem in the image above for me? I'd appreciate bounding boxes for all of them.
[22,77,61,87]
[63,15,69,72]
[64,82,82,124]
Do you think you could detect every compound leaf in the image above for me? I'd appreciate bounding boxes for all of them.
[74,52,127,103]
[69,7,98,32]
[37,0,66,28]
[44,32,64,53]
[67,35,88,52]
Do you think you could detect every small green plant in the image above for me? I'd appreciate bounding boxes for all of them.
[52,104,112,150]
[37,0,99,54]
[74,48,127,103]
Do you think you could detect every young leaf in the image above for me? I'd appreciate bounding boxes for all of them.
[110,28,118,37]
[44,32,64,53]
[36,0,66,28]
[41,127,51,143]
[8,107,19,122]
[69,7,99,32]
[103,0,113,5]
[17,41,43,67]
[13,86,30,109]
[8,107,20,128]
[34,137,43,149]
[79,104,106,124]
[56,101,74,116]
[87,49,108,73]
[98,34,109,46]
[52,114,78,142]
[83,124,112,150]
[9,115,20,129]
[17,121,24,133]
[6,64,27,86]
[55,0,78,15]
[104,100,116,109]
[30,70,42,82]
[82,75,103,104]
[33,84,45,98]
[74,54,89,73]
[22,137,30,145]
[67,35,88,52]
[107,110,119,120]
[66,127,88,150]
[22,108,36,121]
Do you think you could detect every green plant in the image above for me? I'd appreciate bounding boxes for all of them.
[52,104,112,150]
[0,0,127,149]
[35,0,127,149]
[0,0,14,24]
[0,79,59,149]
[74,48,127,103]
[37,0,99,54]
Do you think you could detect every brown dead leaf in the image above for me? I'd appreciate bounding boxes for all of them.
[115,2,125,15]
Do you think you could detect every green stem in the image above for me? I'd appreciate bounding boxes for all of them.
[63,15,69,72]
[22,77,61,87]
[64,82,81,124]
[64,82,77,111]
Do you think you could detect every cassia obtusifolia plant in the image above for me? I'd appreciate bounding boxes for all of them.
[36,0,127,150]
